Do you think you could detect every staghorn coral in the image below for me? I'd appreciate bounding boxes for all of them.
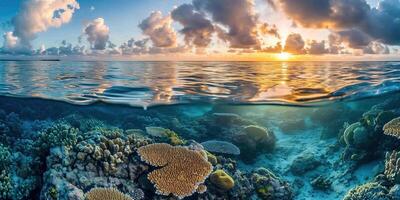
[74,129,150,175]
[383,117,400,139]
[343,182,390,200]
[201,140,240,156]
[36,121,79,155]
[385,151,400,184]
[86,188,132,200]
[137,143,213,199]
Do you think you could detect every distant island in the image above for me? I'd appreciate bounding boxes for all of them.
[0,58,61,61]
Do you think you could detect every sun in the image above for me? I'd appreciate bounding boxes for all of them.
[277,52,291,60]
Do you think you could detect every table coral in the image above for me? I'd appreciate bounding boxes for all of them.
[384,117,400,139]
[137,143,213,199]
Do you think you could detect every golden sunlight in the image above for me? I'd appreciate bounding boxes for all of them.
[277,52,292,60]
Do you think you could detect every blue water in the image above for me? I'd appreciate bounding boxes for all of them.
[0,61,400,200]
[0,61,399,107]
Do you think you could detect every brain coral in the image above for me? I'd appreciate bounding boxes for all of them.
[383,117,400,139]
[201,140,240,155]
[137,143,213,199]
[86,188,132,200]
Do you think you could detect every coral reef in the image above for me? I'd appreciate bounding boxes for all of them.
[209,170,235,191]
[137,143,213,199]
[201,140,240,156]
[251,168,293,200]
[233,125,276,163]
[343,182,390,200]
[384,117,400,139]
[86,188,132,200]
[385,151,400,184]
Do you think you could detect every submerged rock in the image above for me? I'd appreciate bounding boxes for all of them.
[233,125,276,163]
[290,152,321,175]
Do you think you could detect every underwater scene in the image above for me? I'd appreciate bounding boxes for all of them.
[0,61,400,200]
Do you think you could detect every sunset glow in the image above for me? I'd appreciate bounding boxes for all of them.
[277,52,292,61]
[0,0,398,61]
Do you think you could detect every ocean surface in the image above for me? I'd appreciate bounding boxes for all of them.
[0,61,400,200]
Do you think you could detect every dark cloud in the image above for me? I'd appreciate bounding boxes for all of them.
[139,11,177,48]
[193,0,272,49]
[171,4,215,48]
[284,33,305,54]
[307,40,329,55]
[337,29,372,49]
[277,0,400,47]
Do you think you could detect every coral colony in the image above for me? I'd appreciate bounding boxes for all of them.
[0,95,398,200]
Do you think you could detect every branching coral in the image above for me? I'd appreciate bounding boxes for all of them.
[385,151,400,184]
[86,188,132,200]
[36,121,79,153]
[137,143,213,199]
[383,117,400,139]
[343,182,390,200]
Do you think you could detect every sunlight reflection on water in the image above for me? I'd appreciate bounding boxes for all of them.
[0,61,399,107]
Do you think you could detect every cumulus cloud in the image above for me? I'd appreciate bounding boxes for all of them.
[307,40,329,55]
[9,0,79,51]
[284,33,305,54]
[276,0,400,48]
[171,4,215,48]
[363,41,390,54]
[193,0,276,49]
[83,18,110,50]
[40,40,85,56]
[139,11,177,48]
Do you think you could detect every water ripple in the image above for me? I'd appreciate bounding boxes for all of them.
[0,61,399,107]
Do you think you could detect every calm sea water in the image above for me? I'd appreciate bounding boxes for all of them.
[1,61,400,200]
[0,61,399,107]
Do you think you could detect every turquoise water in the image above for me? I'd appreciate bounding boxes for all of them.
[0,61,400,200]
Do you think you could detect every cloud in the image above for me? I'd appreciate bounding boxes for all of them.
[2,32,28,54]
[11,0,79,50]
[119,38,149,55]
[193,0,276,49]
[284,33,305,54]
[40,40,86,56]
[276,0,400,47]
[363,41,390,54]
[171,4,215,48]
[307,40,329,55]
[83,18,110,50]
[139,11,177,48]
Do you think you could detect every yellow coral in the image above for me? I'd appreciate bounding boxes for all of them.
[86,188,132,200]
[383,117,400,139]
[209,170,235,191]
[137,143,213,199]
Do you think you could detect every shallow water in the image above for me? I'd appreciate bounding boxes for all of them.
[0,61,400,200]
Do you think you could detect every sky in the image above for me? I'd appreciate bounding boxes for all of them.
[0,0,400,61]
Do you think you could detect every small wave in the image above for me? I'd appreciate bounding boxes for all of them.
[0,61,399,108]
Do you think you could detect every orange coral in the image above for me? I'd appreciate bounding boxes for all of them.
[383,117,400,139]
[86,188,132,200]
[137,143,213,199]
